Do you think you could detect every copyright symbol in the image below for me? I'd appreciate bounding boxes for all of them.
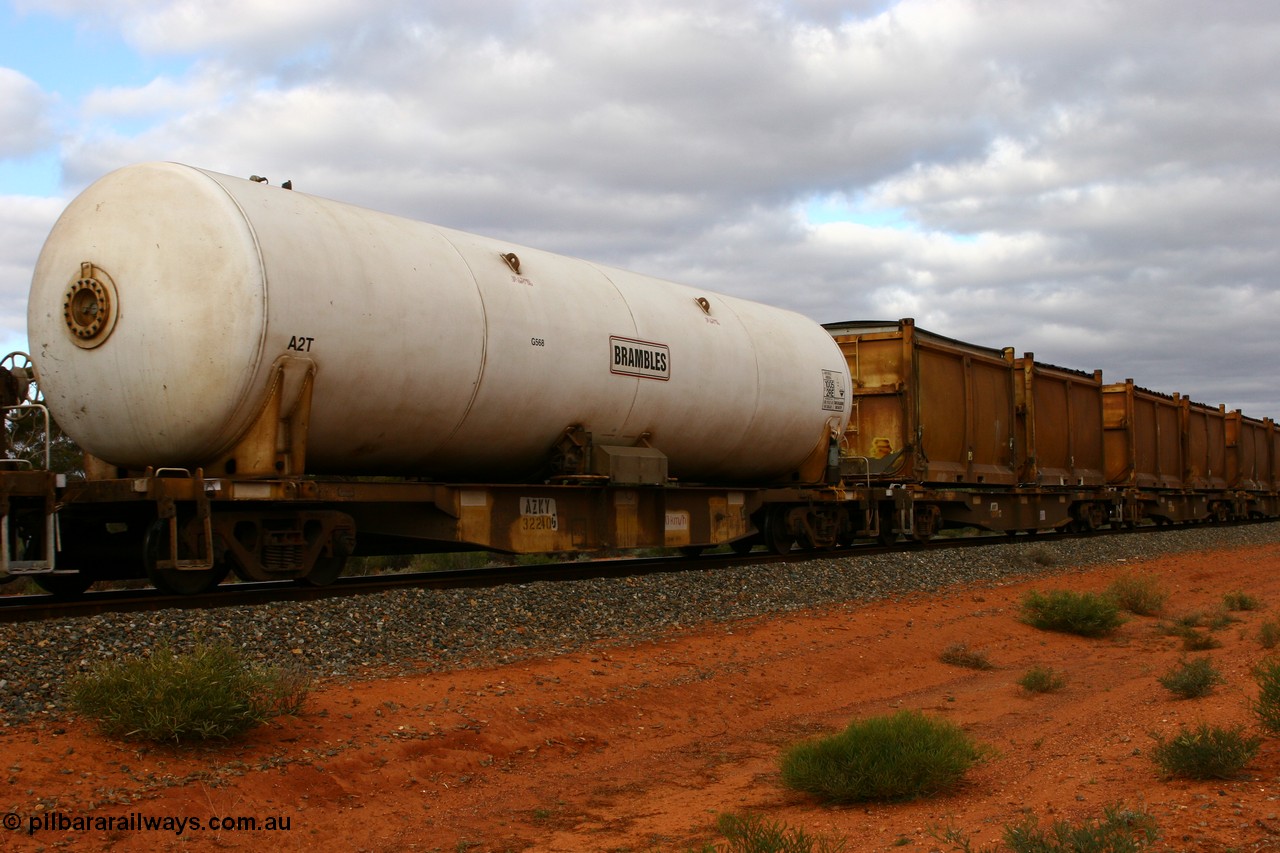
[2,813,20,831]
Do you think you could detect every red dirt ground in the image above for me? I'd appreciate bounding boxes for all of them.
[7,541,1280,852]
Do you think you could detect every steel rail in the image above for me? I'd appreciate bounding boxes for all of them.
[0,520,1259,624]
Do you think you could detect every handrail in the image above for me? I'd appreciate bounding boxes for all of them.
[0,403,51,470]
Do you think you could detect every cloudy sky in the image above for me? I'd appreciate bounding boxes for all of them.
[2,0,1278,417]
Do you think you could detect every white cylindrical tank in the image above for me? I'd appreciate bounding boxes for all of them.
[28,162,850,483]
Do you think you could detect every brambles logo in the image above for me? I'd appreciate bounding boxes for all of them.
[609,336,670,380]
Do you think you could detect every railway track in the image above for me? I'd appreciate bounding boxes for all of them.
[0,522,1214,624]
[0,549,798,624]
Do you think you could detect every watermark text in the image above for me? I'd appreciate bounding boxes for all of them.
[7,810,293,837]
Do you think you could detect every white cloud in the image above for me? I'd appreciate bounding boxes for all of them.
[22,0,389,57]
[0,194,66,357]
[7,0,1280,416]
[0,68,56,157]
[80,72,233,119]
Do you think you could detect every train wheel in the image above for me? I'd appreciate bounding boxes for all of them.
[299,555,346,587]
[762,509,795,555]
[729,538,755,555]
[33,572,92,597]
[143,519,228,595]
[678,545,706,557]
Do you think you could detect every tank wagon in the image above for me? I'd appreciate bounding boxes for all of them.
[13,162,852,594]
[1,163,1277,596]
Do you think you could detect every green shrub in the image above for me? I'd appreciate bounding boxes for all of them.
[1177,629,1222,651]
[1159,615,1222,649]
[1205,609,1238,631]
[1024,546,1059,567]
[344,553,414,576]
[1002,803,1159,852]
[939,642,995,671]
[1162,612,1204,632]
[779,710,983,803]
[707,812,846,853]
[1157,657,1224,699]
[1019,590,1124,637]
[1260,619,1280,650]
[932,804,1158,853]
[1223,590,1263,612]
[68,640,310,743]
[1106,573,1168,616]
[1017,666,1066,694]
[1151,723,1259,779]
[1254,657,1280,734]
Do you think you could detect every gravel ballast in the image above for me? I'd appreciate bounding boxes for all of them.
[4,524,1280,724]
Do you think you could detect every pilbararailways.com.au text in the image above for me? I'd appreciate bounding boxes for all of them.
[9,811,292,836]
